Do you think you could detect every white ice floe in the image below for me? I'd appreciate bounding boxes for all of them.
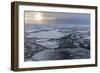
[26,30,64,39]
[37,41,58,49]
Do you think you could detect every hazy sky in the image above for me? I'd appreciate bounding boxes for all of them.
[25,11,90,25]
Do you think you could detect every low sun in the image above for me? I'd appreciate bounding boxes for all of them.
[25,12,56,24]
[34,13,43,21]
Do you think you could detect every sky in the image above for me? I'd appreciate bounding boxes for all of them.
[25,11,90,25]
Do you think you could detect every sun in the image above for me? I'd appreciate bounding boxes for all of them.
[34,13,43,21]
[25,12,56,24]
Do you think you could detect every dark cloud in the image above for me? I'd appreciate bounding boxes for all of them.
[43,12,90,25]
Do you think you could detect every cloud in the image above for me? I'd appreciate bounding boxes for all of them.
[25,11,90,25]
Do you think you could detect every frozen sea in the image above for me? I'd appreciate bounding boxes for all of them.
[24,24,90,61]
